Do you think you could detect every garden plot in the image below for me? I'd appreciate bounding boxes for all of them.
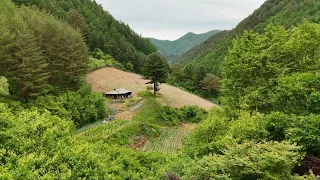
[143,124,195,154]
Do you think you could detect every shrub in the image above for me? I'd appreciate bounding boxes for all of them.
[265,112,294,141]
[31,85,108,127]
[0,76,9,96]
[265,112,320,156]
[89,57,106,70]
[133,98,179,126]
[286,115,320,157]
[181,141,304,180]
[123,97,140,108]
[158,105,180,126]
[183,109,230,157]
[229,111,269,142]
[105,58,125,70]
[179,106,207,123]
[126,62,134,71]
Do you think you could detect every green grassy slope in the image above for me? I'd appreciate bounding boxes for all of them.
[150,30,221,61]
[173,0,320,75]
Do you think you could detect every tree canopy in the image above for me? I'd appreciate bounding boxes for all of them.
[222,22,320,116]
[0,2,89,99]
[12,0,157,73]
[142,53,169,97]
[171,0,320,99]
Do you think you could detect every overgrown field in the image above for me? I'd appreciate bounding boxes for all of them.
[86,67,215,110]
[144,124,195,154]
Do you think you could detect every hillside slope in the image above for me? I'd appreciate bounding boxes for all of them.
[173,30,229,66]
[86,67,215,110]
[150,30,221,61]
[12,0,156,73]
[173,0,320,74]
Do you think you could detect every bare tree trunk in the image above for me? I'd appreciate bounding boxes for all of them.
[153,81,156,98]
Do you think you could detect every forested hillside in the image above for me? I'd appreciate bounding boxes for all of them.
[1,0,320,178]
[12,0,157,73]
[171,0,320,99]
[0,1,89,99]
[150,30,221,61]
[173,30,228,65]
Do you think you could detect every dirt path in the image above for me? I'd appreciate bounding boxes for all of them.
[86,67,215,110]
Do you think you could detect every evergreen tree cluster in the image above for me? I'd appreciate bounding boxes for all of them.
[0,0,89,99]
[12,0,157,73]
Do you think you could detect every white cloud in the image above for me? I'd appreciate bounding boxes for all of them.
[96,0,266,40]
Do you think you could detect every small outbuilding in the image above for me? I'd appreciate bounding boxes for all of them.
[105,88,132,99]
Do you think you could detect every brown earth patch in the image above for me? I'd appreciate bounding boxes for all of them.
[86,67,215,110]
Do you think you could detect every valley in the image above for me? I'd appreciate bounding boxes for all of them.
[0,0,320,179]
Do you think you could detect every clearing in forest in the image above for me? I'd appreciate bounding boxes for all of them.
[143,124,196,154]
[86,67,215,110]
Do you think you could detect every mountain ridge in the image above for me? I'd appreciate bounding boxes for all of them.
[173,0,320,72]
[170,0,320,99]
[149,30,221,61]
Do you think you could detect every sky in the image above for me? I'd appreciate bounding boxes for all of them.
[95,0,266,40]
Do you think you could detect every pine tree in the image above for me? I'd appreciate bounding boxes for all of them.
[63,35,89,89]
[14,32,50,99]
[0,26,16,78]
[67,9,89,40]
[142,53,169,97]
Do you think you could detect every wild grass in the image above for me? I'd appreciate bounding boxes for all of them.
[144,125,195,154]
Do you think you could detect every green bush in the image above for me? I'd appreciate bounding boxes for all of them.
[0,102,167,179]
[265,112,320,156]
[126,62,134,71]
[133,98,178,126]
[183,109,230,157]
[158,105,180,126]
[179,106,207,123]
[180,141,304,180]
[229,111,269,142]
[265,112,294,141]
[134,99,208,126]
[286,115,320,157]
[105,59,125,70]
[89,57,106,70]
[123,97,140,108]
[31,85,108,127]
[0,76,9,96]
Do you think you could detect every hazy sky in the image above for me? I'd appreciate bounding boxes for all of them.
[95,0,266,40]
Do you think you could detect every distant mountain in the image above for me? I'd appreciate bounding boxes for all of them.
[149,30,221,61]
[173,0,320,74]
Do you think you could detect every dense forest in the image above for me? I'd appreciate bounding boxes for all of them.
[150,30,221,61]
[0,0,320,179]
[170,0,320,99]
[12,0,157,73]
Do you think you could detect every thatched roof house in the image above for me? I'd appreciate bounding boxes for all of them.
[105,88,132,99]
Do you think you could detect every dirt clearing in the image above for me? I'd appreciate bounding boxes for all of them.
[86,67,215,110]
